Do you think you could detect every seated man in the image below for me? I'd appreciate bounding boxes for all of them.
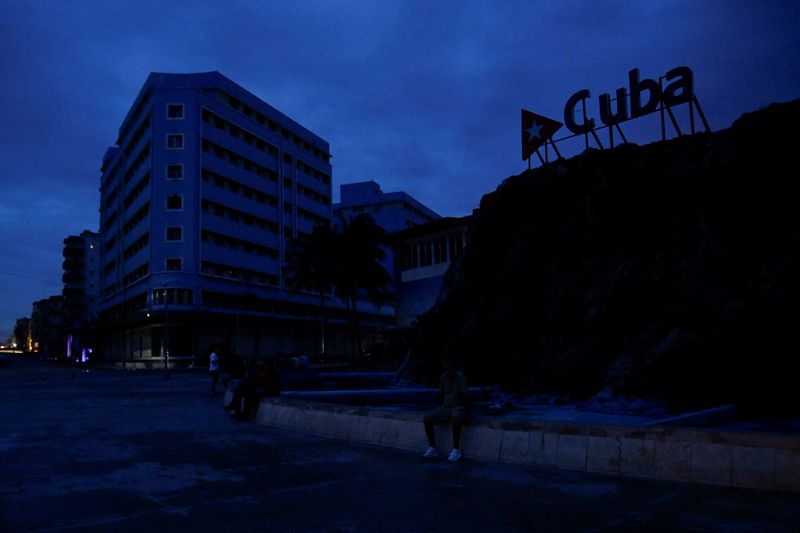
[422,361,468,462]
[227,359,280,419]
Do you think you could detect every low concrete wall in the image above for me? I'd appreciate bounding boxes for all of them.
[251,397,800,492]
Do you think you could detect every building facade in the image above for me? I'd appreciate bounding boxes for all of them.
[333,180,441,287]
[333,180,439,233]
[392,216,470,327]
[62,230,100,362]
[97,72,391,367]
[30,296,66,359]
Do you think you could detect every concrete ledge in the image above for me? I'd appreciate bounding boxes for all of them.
[248,395,800,492]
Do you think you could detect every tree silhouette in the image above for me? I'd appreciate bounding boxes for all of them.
[337,214,392,362]
[284,224,340,356]
[285,214,391,361]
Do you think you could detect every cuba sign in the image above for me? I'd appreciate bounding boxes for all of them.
[564,66,693,134]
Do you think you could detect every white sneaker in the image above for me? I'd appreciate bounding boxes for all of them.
[447,449,462,462]
[422,447,438,458]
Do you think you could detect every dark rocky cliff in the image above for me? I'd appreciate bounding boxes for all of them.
[411,99,800,415]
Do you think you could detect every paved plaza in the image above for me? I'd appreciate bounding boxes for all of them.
[1,355,799,532]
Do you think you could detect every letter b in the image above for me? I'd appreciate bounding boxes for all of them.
[629,68,660,118]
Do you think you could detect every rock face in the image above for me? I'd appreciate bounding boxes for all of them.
[411,99,800,415]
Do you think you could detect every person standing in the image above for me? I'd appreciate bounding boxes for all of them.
[209,350,220,394]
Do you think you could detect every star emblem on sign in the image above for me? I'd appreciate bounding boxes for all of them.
[521,109,563,160]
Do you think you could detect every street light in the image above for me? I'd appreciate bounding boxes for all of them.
[163,286,170,379]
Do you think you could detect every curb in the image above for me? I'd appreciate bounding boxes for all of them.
[241,394,800,492]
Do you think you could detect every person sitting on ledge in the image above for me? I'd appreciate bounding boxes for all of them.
[422,360,468,462]
[226,359,281,419]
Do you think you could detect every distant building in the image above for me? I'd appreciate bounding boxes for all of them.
[96,72,391,366]
[62,230,100,361]
[391,216,470,327]
[333,180,441,287]
[30,296,65,358]
[333,180,440,233]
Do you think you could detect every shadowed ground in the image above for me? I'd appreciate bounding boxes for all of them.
[1,355,798,532]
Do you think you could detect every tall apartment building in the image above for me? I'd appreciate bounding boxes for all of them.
[97,72,390,366]
[62,231,100,321]
[62,230,100,361]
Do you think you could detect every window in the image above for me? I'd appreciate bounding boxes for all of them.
[166,195,183,211]
[166,258,182,271]
[165,226,182,242]
[153,288,193,305]
[166,134,184,149]
[167,104,184,119]
[167,164,183,180]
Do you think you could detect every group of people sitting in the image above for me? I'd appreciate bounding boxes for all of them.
[214,352,470,462]
[222,358,281,419]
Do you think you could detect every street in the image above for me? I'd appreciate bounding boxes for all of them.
[1,355,798,532]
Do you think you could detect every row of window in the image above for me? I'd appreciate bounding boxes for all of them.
[201,168,278,207]
[102,139,150,215]
[122,170,150,209]
[296,159,331,186]
[202,107,279,157]
[201,260,279,286]
[152,287,194,306]
[122,263,149,287]
[123,113,152,159]
[297,182,331,206]
[117,89,152,146]
[103,232,117,254]
[101,262,150,297]
[123,233,149,261]
[102,211,117,232]
[106,225,183,249]
[210,89,331,163]
[202,139,278,181]
[297,206,327,226]
[123,143,151,185]
[103,184,119,213]
[200,229,279,259]
[201,198,279,233]
[400,231,465,271]
[123,202,150,234]
[101,171,151,251]
[199,289,393,327]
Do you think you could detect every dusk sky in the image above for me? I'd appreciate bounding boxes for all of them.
[1,1,798,340]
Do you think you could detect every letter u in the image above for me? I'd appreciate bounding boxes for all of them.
[599,88,629,126]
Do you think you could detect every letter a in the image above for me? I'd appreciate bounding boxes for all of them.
[662,66,693,107]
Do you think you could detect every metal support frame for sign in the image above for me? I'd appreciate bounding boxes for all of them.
[578,102,604,151]
[658,75,710,141]
[526,137,564,169]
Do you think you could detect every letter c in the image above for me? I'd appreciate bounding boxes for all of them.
[564,89,595,134]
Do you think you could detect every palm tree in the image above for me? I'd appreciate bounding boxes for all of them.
[284,224,340,356]
[285,214,392,362]
[337,214,392,363]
